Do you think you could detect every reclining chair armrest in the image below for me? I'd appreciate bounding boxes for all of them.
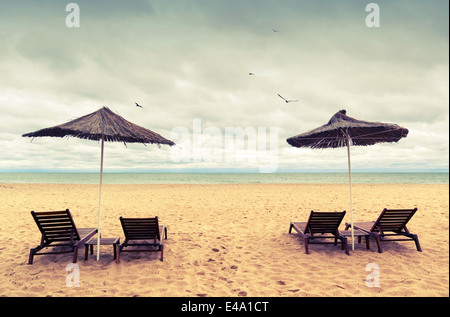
[75,228,98,246]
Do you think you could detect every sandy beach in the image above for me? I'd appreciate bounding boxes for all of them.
[0,183,448,297]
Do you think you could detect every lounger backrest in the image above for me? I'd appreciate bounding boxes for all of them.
[306,211,346,235]
[120,217,160,241]
[370,208,418,233]
[31,209,80,244]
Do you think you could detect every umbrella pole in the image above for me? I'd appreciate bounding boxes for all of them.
[346,134,355,250]
[97,135,104,261]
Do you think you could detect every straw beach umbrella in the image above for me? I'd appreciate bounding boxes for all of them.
[286,109,409,250]
[23,106,175,260]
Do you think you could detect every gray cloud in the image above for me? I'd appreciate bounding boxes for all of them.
[0,0,448,172]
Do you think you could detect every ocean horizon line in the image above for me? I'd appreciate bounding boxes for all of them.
[1,171,448,185]
[1,169,448,174]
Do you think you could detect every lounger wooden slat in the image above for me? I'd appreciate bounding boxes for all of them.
[289,210,349,255]
[28,209,97,264]
[118,216,167,262]
[345,208,421,253]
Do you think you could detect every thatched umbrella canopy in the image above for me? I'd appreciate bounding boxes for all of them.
[23,106,175,146]
[286,109,408,149]
[23,106,175,260]
[286,109,409,250]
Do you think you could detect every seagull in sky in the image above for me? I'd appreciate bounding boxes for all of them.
[278,94,299,103]
[249,72,255,75]
[135,102,143,108]
[272,28,279,32]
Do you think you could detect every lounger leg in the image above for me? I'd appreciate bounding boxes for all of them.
[72,246,78,263]
[84,245,89,261]
[288,223,293,234]
[304,238,309,254]
[116,244,120,263]
[28,245,44,265]
[28,248,36,265]
[342,237,349,255]
[374,236,383,253]
[118,245,124,263]
[413,235,422,252]
[365,236,370,250]
[160,245,164,261]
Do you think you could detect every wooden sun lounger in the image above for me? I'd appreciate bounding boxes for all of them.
[289,210,349,255]
[118,216,167,262]
[29,209,97,264]
[345,208,421,253]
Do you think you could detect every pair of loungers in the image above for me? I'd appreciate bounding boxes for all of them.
[288,208,422,255]
[28,209,166,264]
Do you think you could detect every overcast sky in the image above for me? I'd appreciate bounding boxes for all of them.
[0,0,448,173]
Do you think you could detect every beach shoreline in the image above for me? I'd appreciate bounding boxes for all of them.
[0,183,448,297]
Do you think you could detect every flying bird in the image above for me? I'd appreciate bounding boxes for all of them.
[135,102,143,108]
[272,29,279,32]
[278,94,299,103]
[249,72,255,75]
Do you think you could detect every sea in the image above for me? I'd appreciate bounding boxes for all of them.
[0,172,448,185]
